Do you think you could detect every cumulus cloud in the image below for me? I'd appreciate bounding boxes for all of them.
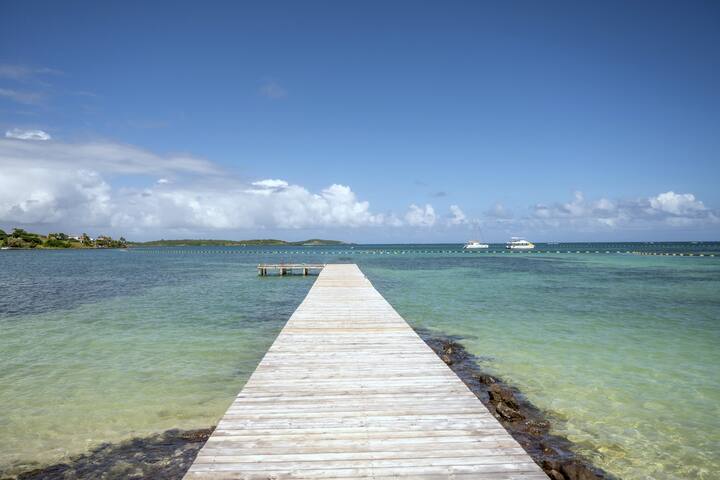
[108,182,386,231]
[0,135,471,235]
[0,168,111,225]
[648,191,705,216]
[485,202,513,219]
[524,191,717,230]
[259,80,288,99]
[448,205,467,225]
[2,135,714,237]
[5,128,51,141]
[405,204,437,227]
[252,179,289,189]
[0,137,402,233]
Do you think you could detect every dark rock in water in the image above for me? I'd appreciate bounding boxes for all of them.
[177,429,212,443]
[495,401,525,421]
[440,341,465,366]
[560,460,607,480]
[488,383,520,410]
[473,373,498,384]
[547,469,566,480]
[543,459,605,480]
[540,442,558,456]
[418,328,618,480]
[13,463,72,480]
[441,341,459,355]
[527,420,551,437]
[10,427,213,480]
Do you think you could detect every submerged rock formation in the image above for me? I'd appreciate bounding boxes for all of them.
[4,428,213,480]
[421,331,617,480]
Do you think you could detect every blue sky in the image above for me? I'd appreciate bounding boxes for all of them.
[1,0,719,242]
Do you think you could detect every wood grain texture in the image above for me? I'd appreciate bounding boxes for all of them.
[185,264,546,479]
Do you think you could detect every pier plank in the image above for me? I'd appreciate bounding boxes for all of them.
[184,264,546,479]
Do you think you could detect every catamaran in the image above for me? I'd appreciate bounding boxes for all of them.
[506,238,535,250]
[464,240,489,249]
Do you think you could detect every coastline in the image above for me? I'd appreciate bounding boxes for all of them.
[5,329,617,480]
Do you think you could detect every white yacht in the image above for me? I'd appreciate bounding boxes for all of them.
[506,238,535,250]
[464,240,489,250]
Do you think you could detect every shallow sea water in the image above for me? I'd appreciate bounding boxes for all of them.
[1,244,718,479]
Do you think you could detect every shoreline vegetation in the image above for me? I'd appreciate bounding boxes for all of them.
[0,228,345,250]
[0,229,127,250]
[5,331,614,480]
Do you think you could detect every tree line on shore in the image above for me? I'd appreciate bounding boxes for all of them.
[0,229,128,249]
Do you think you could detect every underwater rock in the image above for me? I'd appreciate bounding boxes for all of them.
[9,427,214,480]
[419,329,618,480]
[488,383,520,410]
[542,459,609,480]
[547,469,566,480]
[495,401,525,421]
[473,373,498,384]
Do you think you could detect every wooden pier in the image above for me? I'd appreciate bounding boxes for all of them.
[185,264,546,479]
[258,264,325,276]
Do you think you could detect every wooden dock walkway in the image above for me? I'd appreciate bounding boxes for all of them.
[185,264,546,479]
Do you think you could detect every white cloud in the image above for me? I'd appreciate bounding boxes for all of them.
[405,204,437,227]
[448,205,467,225]
[252,179,289,189]
[2,135,715,238]
[0,168,111,225]
[523,191,717,230]
[0,137,218,176]
[648,191,705,216]
[485,202,513,219]
[128,182,385,230]
[0,137,393,233]
[259,80,288,99]
[5,128,51,141]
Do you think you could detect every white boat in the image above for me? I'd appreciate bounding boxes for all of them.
[506,238,535,250]
[464,240,489,249]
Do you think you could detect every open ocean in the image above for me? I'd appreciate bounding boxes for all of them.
[1,243,719,479]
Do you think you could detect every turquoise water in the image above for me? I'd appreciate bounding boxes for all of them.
[1,244,719,478]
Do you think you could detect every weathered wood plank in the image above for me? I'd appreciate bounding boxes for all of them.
[184,264,546,479]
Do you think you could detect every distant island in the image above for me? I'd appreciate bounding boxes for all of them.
[0,228,128,249]
[0,230,347,249]
[130,238,346,247]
